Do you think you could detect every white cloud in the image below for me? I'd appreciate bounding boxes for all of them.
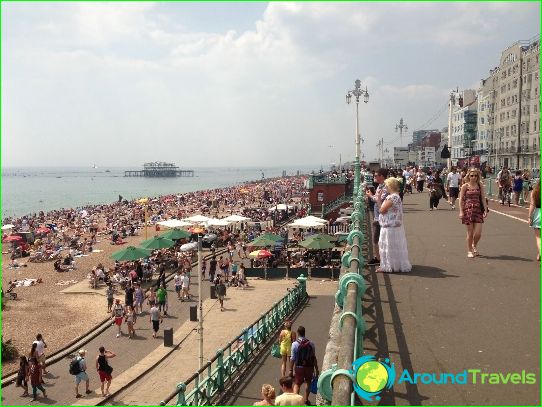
[2,1,540,166]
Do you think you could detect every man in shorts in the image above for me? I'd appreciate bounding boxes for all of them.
[446,167,462,209]
[289,326,319,405]
[111,299,125,338]
[174,271,183,300]
[181,272,190,301]
[156,284,168,316]
[95,346,115,397]
[216,277,227,312]
[74,349,91,398]
[149,303,163,338]
[106,283,114,313]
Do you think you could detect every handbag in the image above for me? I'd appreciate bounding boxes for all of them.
[310,375,318,394]
[271,344,281,358]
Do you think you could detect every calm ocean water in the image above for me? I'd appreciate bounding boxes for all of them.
[1,166,318,219]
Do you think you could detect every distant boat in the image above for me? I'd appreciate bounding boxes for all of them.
[105,169,111,173]
[92,164,98,169]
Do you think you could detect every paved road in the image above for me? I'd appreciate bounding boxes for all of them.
[364,191,540,405]
[207,191,539,406]
[224,293,336,406]
[1,265,217,406]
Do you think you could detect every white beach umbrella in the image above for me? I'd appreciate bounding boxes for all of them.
[1,224,15,230]
[180,242,198,252]
[157,219,193,228]
[205,218,231,227]
[222,215,251,222]
[268,204,294,211]
[288,219,327,228]
[183,214,211,223]
[301,215,328,223]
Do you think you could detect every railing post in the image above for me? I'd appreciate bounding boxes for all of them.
[216,349,225,392]
[520,181,527,206]
[176,383,187,406]
[242,328,249,362]
[194,374,200,406]
[487,177,493,197]
[297,274,307,299]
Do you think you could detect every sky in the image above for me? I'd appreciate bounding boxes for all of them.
[2,1,540,168]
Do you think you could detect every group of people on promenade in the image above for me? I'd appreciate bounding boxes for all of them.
[16,335,115,400]
[255,324,319,406]
[364,164,540,265]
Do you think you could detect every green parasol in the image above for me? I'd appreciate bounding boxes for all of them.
[140,236,175,250]
[111,246,151,261]
[303,233,337,242]
[160,228,192,240]
[298,237,336,250]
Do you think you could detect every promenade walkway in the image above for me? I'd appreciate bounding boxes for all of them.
[363,191,540,405]
[220,191,539,406]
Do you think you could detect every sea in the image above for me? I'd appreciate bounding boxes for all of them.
[1,166,320,219]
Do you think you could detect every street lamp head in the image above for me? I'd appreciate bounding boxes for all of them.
[363,89,369,104]
[346,93,352,104]
[355,79,361,89]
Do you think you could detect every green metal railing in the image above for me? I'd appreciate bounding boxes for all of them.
[159,275,308,406]
[485,176,532,206]
[323,193,353,216]
[317,173,368,405]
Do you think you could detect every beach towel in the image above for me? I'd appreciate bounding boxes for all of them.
[55,280,78,286]
[13,278,39,287]
[92,249,104,253]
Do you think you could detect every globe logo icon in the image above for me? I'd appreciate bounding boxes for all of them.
[352,355,396,401]
[356,361,389,393]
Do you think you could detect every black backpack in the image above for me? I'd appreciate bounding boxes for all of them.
[69,357,82,375]
[296,339,315,367]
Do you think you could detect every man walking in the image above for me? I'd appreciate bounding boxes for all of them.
[73,349,91,398]
[111,299,125,338]
[174,270,183,300]
[32,334,48,375]
[209,256,217,282]
[181,272,190,301]
[446,166,462,209]
[366,168,389,266]
[149,303,163,338]
[156,284,168,316]
[289,326,319,406]
[96,346,115,397]
[216,277,227,311]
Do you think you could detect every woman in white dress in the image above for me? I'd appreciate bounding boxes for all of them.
[376,178,412,273]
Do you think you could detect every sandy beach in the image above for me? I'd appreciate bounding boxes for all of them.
[1,176,307,376]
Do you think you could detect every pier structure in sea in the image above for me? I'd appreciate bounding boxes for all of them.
[124,162,194,177]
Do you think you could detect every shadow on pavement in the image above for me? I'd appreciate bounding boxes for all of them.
[477,254,533,262]
[408,265,460,278]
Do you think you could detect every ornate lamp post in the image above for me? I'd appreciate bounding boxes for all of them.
[346,80,369,195]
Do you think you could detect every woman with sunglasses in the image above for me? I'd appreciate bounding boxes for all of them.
[459,168,488,258]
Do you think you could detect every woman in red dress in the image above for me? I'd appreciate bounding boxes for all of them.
[459,168,488,258]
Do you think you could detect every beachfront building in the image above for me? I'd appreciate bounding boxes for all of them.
[479,36,540,170]
[450,89,477,167]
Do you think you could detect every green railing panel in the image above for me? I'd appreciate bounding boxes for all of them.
[161,276,308,406]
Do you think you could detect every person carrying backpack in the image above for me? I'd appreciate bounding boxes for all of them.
[70,349,91,398]
[111,299,125,338]
[289,326,319,405]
